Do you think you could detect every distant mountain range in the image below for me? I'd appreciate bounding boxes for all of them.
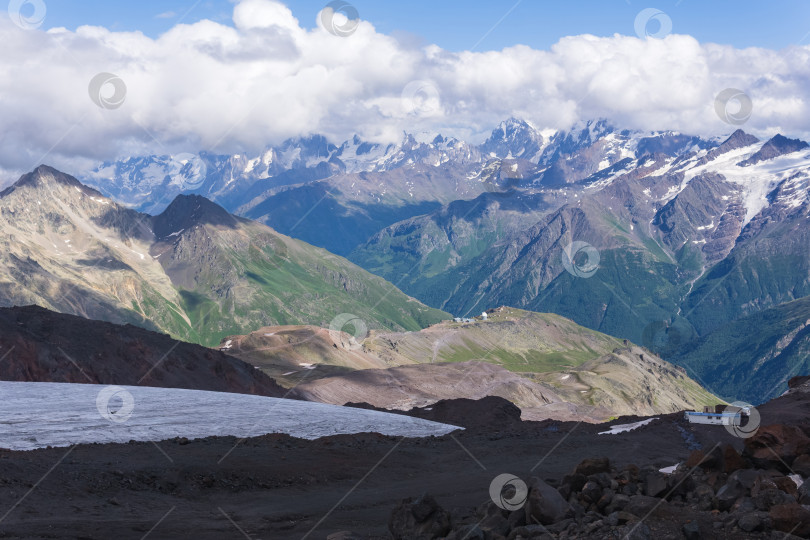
[80,118,716,255]
[4,116,810,403]
[345,127,810,401]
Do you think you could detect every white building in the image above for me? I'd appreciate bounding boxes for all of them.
[481,312,488,320]
[684,411,741,425]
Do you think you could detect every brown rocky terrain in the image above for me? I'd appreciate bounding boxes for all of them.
[0,377,807,539]
[222,308,718,422]
[0,305,285,397]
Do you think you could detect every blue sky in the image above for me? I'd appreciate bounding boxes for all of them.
[40,0,810,51]
[4,0,810,173]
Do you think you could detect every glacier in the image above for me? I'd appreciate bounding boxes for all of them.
[0,381,461,451]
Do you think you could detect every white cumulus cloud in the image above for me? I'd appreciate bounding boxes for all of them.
[0,0,808,179]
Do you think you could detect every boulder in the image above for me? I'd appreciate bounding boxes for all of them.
[524,477,572,526]
[685,447,721,471]
[623,495,664,518]
[693,483,714,511]
[580,481,602,504]
[604,493,631,514]
[737,512,766,532]
[557,473,586,500]
[715,480,744,511]
[727,468,760,491]
[389,494,451,540]
[574,457,610,477]
[743,424,810,470]
[769,503,810,537]
[721,444,750,473]
[774,475,800,497]
[798,479,810,505]
[479,513,510,537]
[792,454,810,477]
[682,520,701,540]
[596,489,614,511]
[621,522,651,540]
[643,472,668,498]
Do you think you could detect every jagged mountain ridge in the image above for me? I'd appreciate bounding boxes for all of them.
[0,166,448,347]
[77,118,712,255]
[349,129,810,400]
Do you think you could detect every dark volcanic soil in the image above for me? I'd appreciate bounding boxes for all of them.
[0,306,285,397]
[3,396,805,540]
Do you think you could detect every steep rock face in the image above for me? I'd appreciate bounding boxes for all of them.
[737,135,809,167]
[684,173,810,336]
[695,129,759,165]
[652,172,746,264]
[675,296,810,403]
[480,118,546,161]
[0,165,182,334]
[0,305,286,396]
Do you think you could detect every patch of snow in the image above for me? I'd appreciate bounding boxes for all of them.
[598,417,658,435]
[221,339,232,349]
[696,221,714,231]
[681,145,810,225]
[660,464,679,475]
[0,381,461,451]
[299,363,316,370]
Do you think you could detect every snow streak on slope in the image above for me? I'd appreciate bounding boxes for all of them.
[0,382,460,451]
[681,146,810,225]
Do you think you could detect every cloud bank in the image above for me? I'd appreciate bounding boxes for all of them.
[1,0,809,177]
